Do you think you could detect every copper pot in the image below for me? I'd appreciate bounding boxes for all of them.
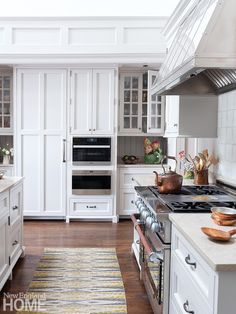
[153,156,183,194]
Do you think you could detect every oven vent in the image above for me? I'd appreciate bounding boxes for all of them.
[203,69,236,93]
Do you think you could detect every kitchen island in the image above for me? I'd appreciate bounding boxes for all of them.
[169,213,236,314]
[0,176,24,290]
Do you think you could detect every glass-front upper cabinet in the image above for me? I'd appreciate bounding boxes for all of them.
[0,73,12,133]
[147,70,165,134]
[119,70,164,135]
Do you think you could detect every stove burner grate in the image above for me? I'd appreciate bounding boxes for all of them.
[168,201,212,211]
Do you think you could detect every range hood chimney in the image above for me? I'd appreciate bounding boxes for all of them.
[152,0,236,96]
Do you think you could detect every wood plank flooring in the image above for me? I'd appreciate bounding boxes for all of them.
[0,220,153,314]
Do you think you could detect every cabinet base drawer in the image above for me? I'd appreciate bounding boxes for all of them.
[70,198,113,217]
[9,223,22,266]
[170,252,212,314]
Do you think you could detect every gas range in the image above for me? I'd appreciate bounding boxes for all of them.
[135,185,236,244]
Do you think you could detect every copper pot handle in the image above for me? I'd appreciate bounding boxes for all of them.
[161,155,167,173]
[167,156,178,172]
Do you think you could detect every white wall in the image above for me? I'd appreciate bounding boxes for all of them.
[215,90,236,186]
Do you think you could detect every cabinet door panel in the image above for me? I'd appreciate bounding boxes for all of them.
[71,69,92,134]
[16,69,66,217]
[20,72,40,130]
[44,135,65,214]
[119,189,136,215]
[165,95,179,135]
[0,214,9,285]
[147,70,164,134]
[92,69,114,135]
[22,135,41,213]
[44,73,65,130]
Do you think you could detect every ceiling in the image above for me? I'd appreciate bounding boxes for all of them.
[0,0,180,17]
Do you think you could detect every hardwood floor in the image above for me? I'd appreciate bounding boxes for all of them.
[0,219,153,314]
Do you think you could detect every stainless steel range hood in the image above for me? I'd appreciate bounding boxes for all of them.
[152,0,236,95]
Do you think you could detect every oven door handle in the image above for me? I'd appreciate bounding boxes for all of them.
[131,214,163,263]
[73,145,110,148]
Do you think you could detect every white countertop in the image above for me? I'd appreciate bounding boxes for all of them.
[0,176,23,193]
[170,213,236,271]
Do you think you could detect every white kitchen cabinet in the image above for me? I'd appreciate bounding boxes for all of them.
[0,179,24,291]
[170,225,236,314]
[68,197,113,221]
[164,95,218,138]
[70,68,115,135]
[119,70,164,135]
[118,166,161,216]
[16,69,67,217]
[0,72,13,134]
[0,192,9,289]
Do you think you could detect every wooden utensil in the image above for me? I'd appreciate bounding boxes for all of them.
[201,227,236,241]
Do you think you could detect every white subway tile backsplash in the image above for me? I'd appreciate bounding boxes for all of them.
[215,90,236,184]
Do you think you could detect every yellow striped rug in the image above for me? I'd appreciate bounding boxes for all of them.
[18,247,127,314]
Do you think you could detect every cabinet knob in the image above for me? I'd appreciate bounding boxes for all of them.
[93,129,96,131]
[12,205,18,211]
[89,129,92,131]
[148,127,151,130]
[139,127,141,130]
[12,240,18,246]
[173,123,178,127]
[131,200,134,204]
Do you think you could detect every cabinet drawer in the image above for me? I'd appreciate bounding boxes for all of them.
[170,252,212,314]
[172,227,215,306]
[119,168,156,188]
[119,189,137,215]
[70,198,112,217]
[10,183,23,227]
[9,223,22,266]
[0,191,9,219]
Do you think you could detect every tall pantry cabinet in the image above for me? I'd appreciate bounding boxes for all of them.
[15,69,67,216]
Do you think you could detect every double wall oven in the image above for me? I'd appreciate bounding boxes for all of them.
[72,137,111,165]
[72,137,112,196]
[132,184,236,314]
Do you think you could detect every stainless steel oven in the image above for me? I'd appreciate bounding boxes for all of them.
[72,137,111,165]
[131,214,170,314]
[72,170,112,195]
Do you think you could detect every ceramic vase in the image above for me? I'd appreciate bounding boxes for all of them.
[3,155,10,165]
[194,169,209,185]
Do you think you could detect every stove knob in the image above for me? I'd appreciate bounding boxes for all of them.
[141,209,150,220]
[135,199,142,207]
[139,205,146,213]
[151,222,162,233]
[146,216,154,228]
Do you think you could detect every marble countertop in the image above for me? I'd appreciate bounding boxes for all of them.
[0,176,23,193]
[170,213,236,271]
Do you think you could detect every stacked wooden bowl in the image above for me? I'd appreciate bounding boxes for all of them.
[211,207,236,226]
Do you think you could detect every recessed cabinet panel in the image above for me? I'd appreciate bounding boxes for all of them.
[44,73,65,130]
[44,135,65,214]
[71,69,92,134]
[93,69,114,135]
[21,73,40,130]
[22,135,41,213]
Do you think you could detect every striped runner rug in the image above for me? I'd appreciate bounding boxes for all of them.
[18,247,127,314]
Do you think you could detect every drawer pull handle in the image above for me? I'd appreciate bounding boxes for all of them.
[12,205,18,210]
[86,205,97,209]
[185,254,196,268]
[183,300,194,313]
[12,240,18,246]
